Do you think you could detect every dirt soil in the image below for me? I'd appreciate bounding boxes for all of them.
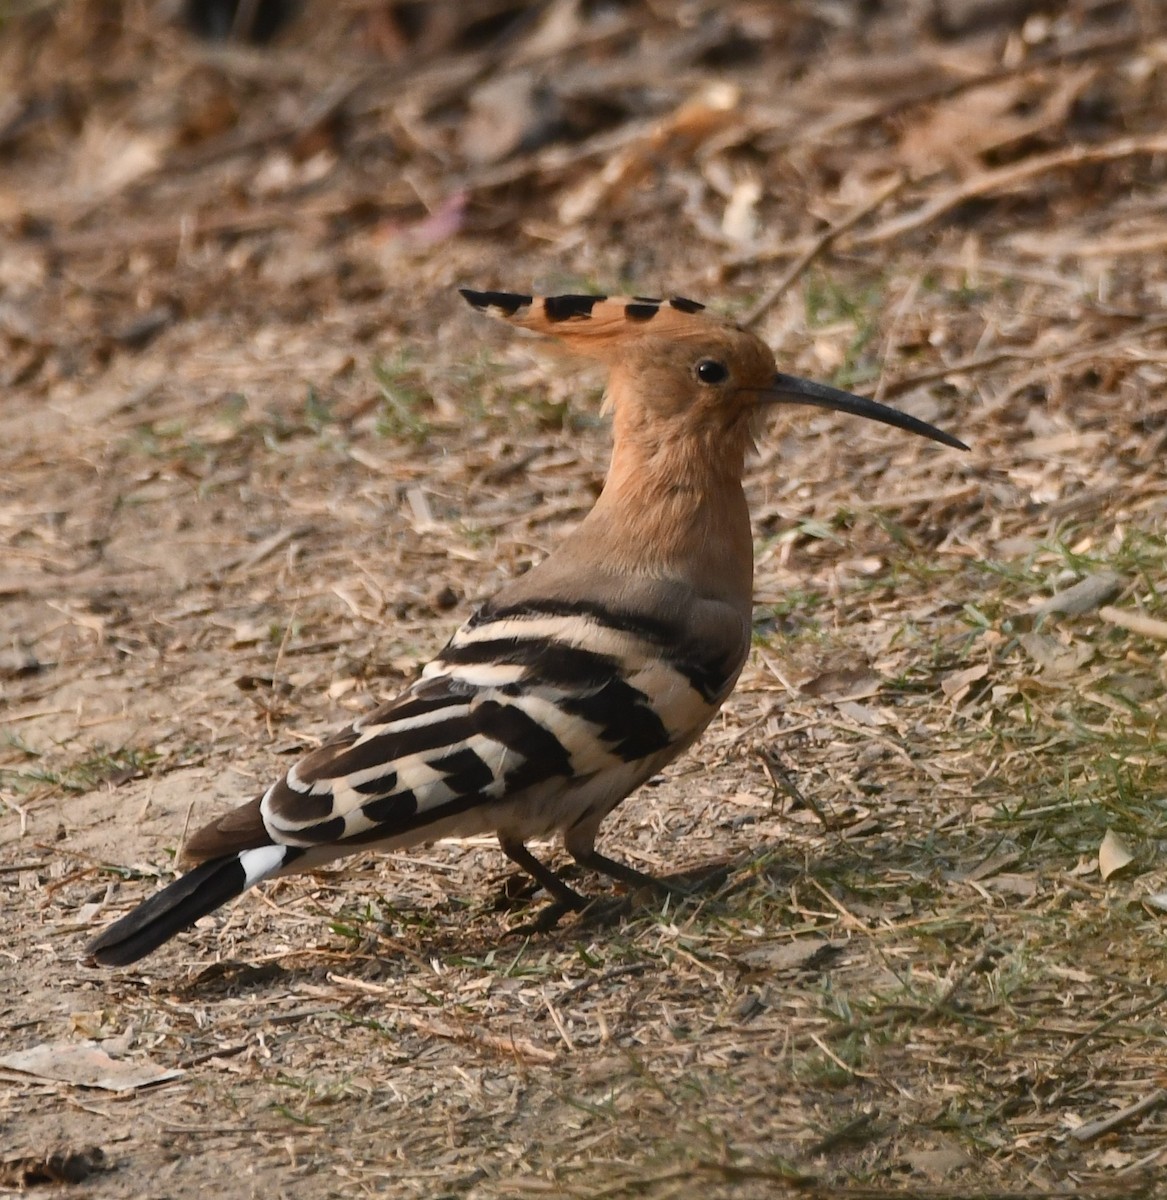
[3,2,1167,1196]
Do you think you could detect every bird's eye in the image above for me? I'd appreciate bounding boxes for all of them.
[695,358,729,385]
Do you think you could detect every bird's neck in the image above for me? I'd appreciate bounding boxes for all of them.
[570,424,755,615]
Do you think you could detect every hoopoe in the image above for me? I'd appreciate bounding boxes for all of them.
[86,289,966,967]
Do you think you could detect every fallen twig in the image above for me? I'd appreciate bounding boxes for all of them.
[1097,606,1167,642]
[1060,986,1167,1064]
[743,175,905,328]
[856,134,1167,248]
[1068,1090,1167,1144]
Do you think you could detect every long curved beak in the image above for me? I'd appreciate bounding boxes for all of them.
[762,372,968,451]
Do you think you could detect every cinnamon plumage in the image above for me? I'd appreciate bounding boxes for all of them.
[86,289,966,967]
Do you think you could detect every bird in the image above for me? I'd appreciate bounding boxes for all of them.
[86,288,967,967]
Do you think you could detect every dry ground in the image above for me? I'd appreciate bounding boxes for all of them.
[3,2,1167,1196]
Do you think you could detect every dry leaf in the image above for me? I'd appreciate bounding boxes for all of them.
[985,873,1039,898]
[736,939,844,973]
[964,850,1023,881]
[72,126,166,198]
[461,73,551,164]
[905,1140,971,1178]
[897,68,1095,177]
[834,699,890,726]
[801,667,882,701]
[1032,572,1124,618]
[557,82,739,223]
[941,662,989,701]
[721,177,761,244]
[230,621,267,646]
[0,1042,183,1092]
[327,676,358,699]
[1098,829,1135,882]
[1018,632,1094,676]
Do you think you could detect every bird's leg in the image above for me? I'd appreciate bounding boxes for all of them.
[566,830,723,899]
[498,836,588,911]
[568,846,665,893]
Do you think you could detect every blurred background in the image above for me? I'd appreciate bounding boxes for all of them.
[2,0,1163,375]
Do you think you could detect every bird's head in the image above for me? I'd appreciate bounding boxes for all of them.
[460,289,967,457]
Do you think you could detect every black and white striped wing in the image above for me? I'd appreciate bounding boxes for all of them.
[257,600,736,850]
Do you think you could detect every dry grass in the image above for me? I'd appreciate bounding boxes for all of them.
[2,1,1167,1195]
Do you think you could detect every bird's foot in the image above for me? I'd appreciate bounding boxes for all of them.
[510,895,586,937]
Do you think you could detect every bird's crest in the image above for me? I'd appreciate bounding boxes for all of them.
[460,288,722,358]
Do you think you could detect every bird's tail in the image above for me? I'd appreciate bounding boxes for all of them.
[85,844,299,967]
